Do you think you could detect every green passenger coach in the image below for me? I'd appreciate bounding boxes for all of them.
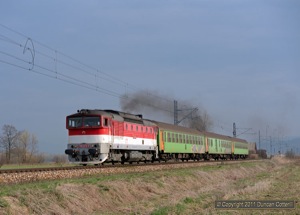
[154,121,248,161]
[203,132,248,160]
[155,121,206,161]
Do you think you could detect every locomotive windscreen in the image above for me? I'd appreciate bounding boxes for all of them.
[67,116,101,128]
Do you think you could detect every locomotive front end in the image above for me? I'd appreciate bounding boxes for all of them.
[65,110,110,165]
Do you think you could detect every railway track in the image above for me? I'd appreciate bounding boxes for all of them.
[0,159,256,185]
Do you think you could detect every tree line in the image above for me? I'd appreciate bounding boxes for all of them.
[0,124,65,165]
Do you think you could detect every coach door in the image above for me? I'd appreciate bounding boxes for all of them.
[159,130,165,151]
[205,137,209,153]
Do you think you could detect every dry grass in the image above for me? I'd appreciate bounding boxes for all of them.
[1,197,29,215]
[0,158,299,215]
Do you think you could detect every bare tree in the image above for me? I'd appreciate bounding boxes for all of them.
[17,130,38,163]
[0,152,5,167]
[0,125,20,164]
[182,110,213,131]
[31,152,46,163]
[285,150,295,159]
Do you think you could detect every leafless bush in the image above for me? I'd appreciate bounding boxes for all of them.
[52,154,67,164]
[30,153,46,164]
[0,152,5,168]
[285,150,295,159]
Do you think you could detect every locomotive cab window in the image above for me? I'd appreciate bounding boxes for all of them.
[103,118,109,127]
[67,116,100,128]
[68,117,82,128]
[84,116,101,127]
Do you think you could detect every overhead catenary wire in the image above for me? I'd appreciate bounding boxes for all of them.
[0,23,174,112]
[1,31,127,88]
[0,24,254,137]
[0,52,124,98]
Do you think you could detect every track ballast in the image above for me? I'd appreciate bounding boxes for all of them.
[0,159,255,184]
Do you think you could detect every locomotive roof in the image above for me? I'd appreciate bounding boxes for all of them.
[69,109,116,118]
[71,109,156,126]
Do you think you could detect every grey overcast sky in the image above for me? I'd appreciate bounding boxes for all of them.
[1,0,299,154]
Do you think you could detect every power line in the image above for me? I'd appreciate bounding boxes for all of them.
[0,25,254,133]
[0,23,174,112]
[0,24,173,103]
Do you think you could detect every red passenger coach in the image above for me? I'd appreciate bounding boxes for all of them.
[65,109,158,165]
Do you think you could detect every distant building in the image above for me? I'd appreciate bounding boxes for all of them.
[247,142,258,159]
[257,149,267,159]
[248,142,257,154]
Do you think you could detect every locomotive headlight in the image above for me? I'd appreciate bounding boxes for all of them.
[65,149,74,155]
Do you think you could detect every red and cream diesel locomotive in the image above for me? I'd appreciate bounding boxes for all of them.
[65,109,158,165]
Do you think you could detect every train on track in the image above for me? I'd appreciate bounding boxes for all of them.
[65,109,248,165]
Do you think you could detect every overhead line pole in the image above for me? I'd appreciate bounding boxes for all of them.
[174,100,198,125]
[174,100,178,125]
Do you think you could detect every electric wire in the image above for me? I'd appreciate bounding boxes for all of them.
[1,24,170,103]
[0,23,176,113]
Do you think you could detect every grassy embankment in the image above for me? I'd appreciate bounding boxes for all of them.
[0,157,299,215]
